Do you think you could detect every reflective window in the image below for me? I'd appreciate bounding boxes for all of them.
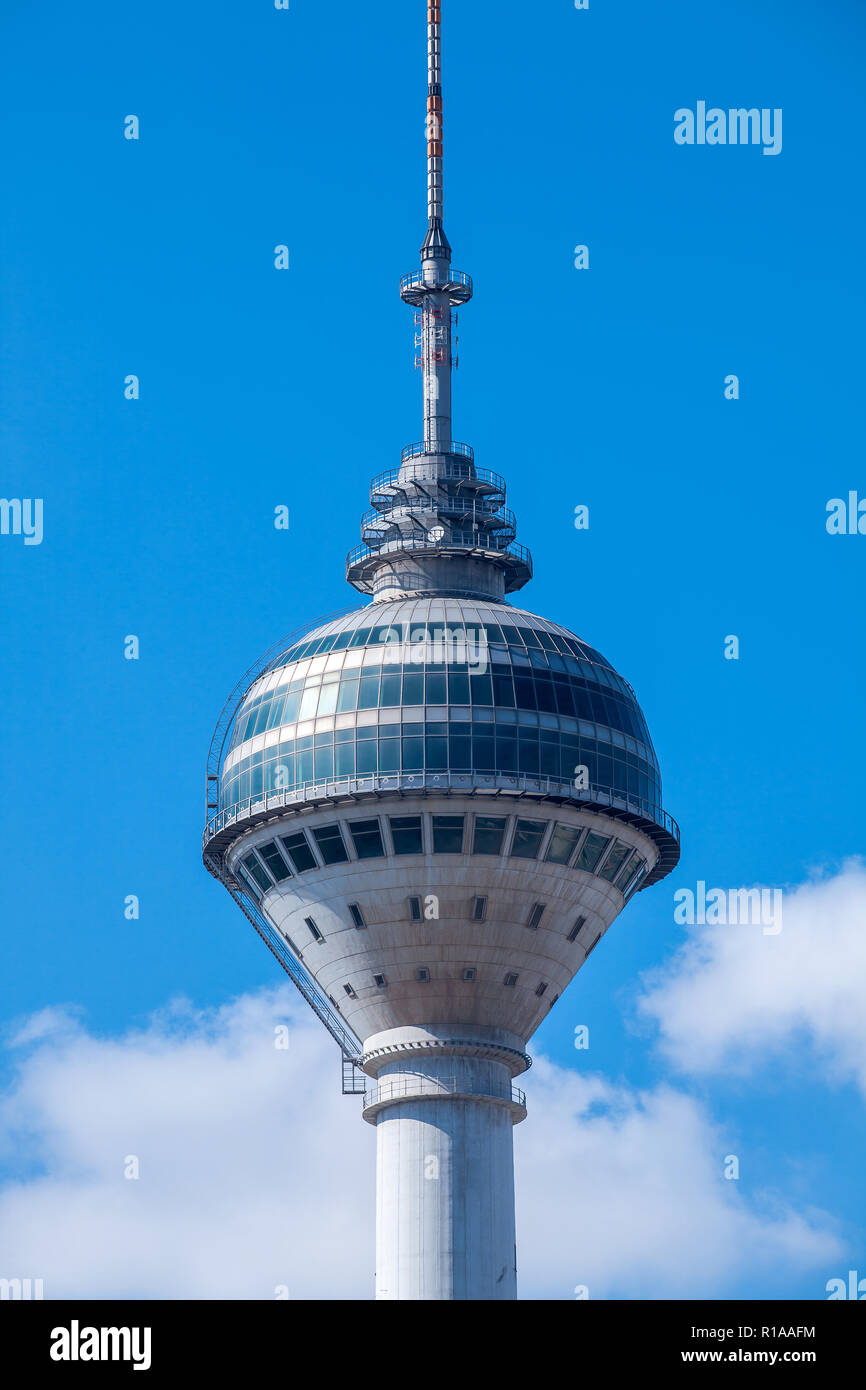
[575,831,610,873]
[304,915,323,942]
[472,815,507,855]
[349,818,385,859]
[567,914,587,943]
[258,841,292,882]
[312,823,349,865]
[545,824,583,866]
[391,816,424,855]
[510,819,546,860]
[526,902,546,930]
[432,815,464,853]
[613,850,639,892]
[236,865,262,900]
[598,839,632,883]
[280,832,318,873]
[242,853,272,893]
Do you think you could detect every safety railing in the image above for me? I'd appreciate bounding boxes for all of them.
[362,1076,526,1110]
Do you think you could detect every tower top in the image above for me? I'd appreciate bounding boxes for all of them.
[345,0,532,602]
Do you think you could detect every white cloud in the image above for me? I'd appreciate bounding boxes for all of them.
[0,986,842,1299]
[638,861,866,1095]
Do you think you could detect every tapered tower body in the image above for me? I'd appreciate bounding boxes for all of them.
[203,0,679,1301]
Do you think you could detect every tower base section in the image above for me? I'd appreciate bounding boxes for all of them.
[362,1025,527,1301]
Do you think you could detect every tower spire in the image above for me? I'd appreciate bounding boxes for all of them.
[345,0,532,601]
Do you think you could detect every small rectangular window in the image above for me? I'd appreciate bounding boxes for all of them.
[545,824,583,866]
[312,823,349,865]
[373,973,388,988]
[349,817,385,860]
[280,831,318,873]
[585,931,603,957]
[471,895,487,923]
[343,982,357,998]
[504,972,519,987]
[390,815,424,855]
[257,841,292,882]
[527,902,546,931]
[348,903,366,929]
[623,863,647,901]
[304,916,324,942]
[284,934,299,954]
[462,968,477,982]
[432,815,465,854]
[535,982,548,997]
[614,850,639,892]
[242,853,272,893]
[408,895,423,922]
[236,865,262,901]
[598,839,632,883]
[567,914,587,943]
[472,815,507,856]
[416,967,430,983]
[510,818,547,860]
[575,831,610,873]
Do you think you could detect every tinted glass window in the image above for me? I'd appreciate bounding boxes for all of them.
[242,853,272,892]
[390,816,424,855]
[510,819,546,859]
[432,815,464,853]
[312,824,349,865]
[280,832,318,873]
[545,824,583,866]
[598,839,632,882]
[349,818,385,859]
[258,841,292,882]
[472,815,507,855]
[575,831,610,873]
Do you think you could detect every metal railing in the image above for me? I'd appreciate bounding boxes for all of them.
[346,535,532,568]
[361,501,516,532]
[401,440,474,463]
[363,1076,526,1111]
[371,462,506,498]
[202,769,681,854]
[400,269,473,296]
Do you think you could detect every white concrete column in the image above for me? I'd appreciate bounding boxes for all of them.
[362,1030,527,1301]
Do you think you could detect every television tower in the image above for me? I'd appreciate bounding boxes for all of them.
[203,0,679,1300]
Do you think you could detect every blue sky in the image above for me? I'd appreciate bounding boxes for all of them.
[1,0,864,1299]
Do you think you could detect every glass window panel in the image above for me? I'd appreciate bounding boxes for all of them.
[614,850,639,891]
[545,824,583,865]
[448,671,470,703]
[426,672,447,703]
[236,865,262,900]
[402,672,424,705]
[500,624,523,646]
[518,739,540,774]
[469,672,493,705]
[379,737,400,771]
[348,627,372,648]
[242,853,272,892]
[575,831,610,872]
[598,839,632,882]
[312,824,349,865]
[314,747,333,779]
[251,765,263,796]
[510,818,546,859]
[537,630,558,651]
[492,672,515,707]
[357,675,380,709]
[401,736,423,770]
[252,704,270,736]
[333,631,352,650]
[280,832,318,873]
[473,815,507,855]
[335,743,355,776]
[513,675,536,709]
[282,689,302,723]
[356,741,378,774]
[449,735,472,770]
[348,818,384,860]
[258,841,292,882]
[522,628,542,648]
[298,685,320,720]
[426,736,448,770]
[390,816,424,855]
[432,815,464,853]
[473,736,496,770]
[317,683,338,716]
[266,693,287,729]
[380,674,402,706]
